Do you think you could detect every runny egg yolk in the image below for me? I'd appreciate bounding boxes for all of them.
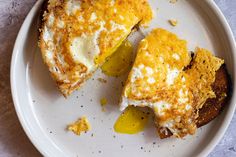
[101,40,133,77]
[114,106,149,134]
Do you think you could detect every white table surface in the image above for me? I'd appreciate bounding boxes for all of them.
[0,0,235,157]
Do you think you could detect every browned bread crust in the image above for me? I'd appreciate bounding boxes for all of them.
[196,65,230,127]
[39,0,49,30]
[158,65,230,139]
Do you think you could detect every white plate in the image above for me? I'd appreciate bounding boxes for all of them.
[11,0,236,157]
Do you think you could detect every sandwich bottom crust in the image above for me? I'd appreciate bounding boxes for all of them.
[157,65,230,139]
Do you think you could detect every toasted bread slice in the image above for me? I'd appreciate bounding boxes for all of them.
[157,65,230,139]
[196,65,230,127]
[39,0,153,96]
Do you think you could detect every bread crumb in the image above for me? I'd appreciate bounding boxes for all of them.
[169,19,178,26]
[100,97,107,112]
[98,78,107,83]
[169,0,178,4]
[100,98,107,106]
[67,117,91,135]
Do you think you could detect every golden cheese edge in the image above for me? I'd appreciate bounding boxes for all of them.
[67,117,91,136]
[39,0,153,96]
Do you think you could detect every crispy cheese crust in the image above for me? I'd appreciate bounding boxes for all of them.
[158,66,230,139]
[68,117,91,135]
[121,28,225,138]
[39,0,153,96]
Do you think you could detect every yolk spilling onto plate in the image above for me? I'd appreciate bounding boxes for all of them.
[114,106,149,134]
[101,40,133,77]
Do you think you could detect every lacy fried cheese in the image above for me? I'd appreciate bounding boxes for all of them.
[120,28,224,137]
[39,0,153,96]
[68,117,91,135]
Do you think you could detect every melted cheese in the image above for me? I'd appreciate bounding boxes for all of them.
[120,28,224,137]
[39,0,153,96]
[66,0,81,15]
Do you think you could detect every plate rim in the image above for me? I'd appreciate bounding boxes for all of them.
[10,0,52,156]
[10,0,236,157]
[195,1,236,156]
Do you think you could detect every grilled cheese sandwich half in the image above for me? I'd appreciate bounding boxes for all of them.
[39,0,153,96]
[120,28,224,137]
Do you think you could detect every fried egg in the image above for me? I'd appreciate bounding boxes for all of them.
[39,0,153,96]
[120,28,224,137]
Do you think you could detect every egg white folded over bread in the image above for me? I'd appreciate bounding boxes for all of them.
[39,0,153,96]
[120,28,225,138]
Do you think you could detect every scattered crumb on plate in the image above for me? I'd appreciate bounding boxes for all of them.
[97,78,107,83]
[169,19,178,26]
[169,0,178,4]
[100,97,107,111]
[67,117,91,135]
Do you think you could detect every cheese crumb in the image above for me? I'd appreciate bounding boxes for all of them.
[68,117,91,135]
[97,78,107,83]
[169,0,178,4]
[100,97,108,111]
[100,98,107,106]
[169,19,178,27]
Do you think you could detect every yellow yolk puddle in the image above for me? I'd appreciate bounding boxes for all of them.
[114,106,149,134]
[101,40,133,77]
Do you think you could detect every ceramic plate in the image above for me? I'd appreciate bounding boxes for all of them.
[11,0,236,157]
